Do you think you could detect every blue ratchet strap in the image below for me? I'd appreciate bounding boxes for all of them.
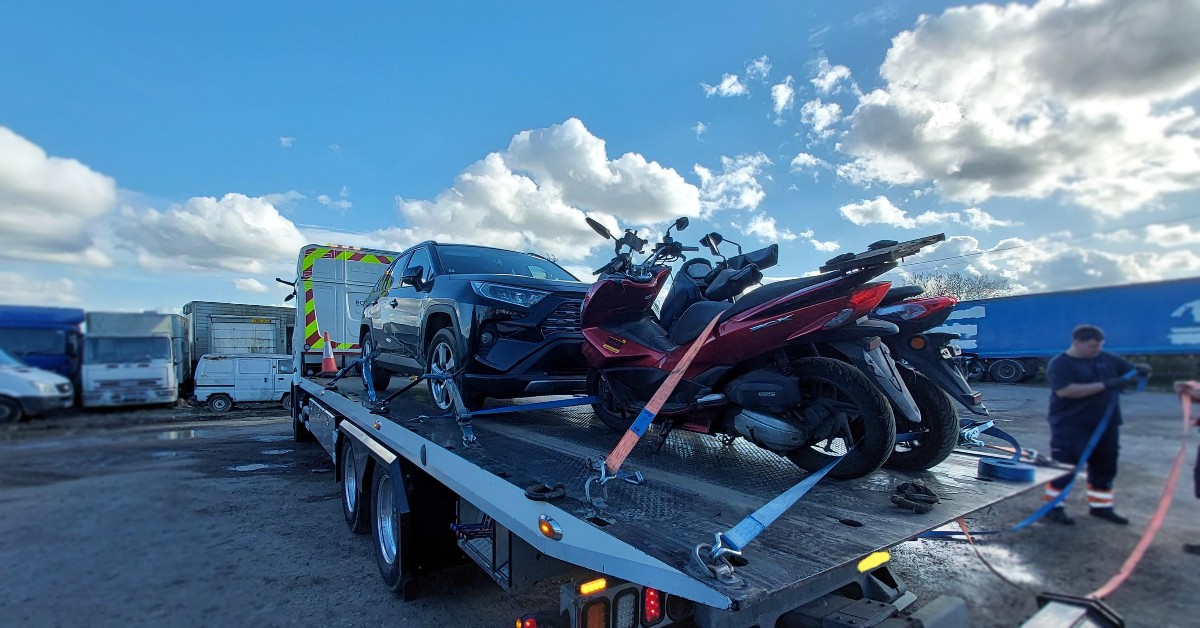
[924,369,1143,539]
[714,451,844,555]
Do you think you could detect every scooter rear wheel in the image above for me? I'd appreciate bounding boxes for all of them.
[588,370,636,433]
[785,357,896,479]
[884,369,959,471]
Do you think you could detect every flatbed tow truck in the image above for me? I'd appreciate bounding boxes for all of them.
[290,367,1064,628]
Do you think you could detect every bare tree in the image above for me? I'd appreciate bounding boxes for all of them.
[906,271,1014,301]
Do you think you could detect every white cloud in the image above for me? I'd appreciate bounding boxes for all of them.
[0,126,117,266]
[740,214,797,241]
[263,190,305,207]
[0,272,80,305]
[233,278,269,293]
[798,229,840,252]
[1145,223,1200,247]
[701,74,749,98]
[392,118,700,262]
[694,121,708,139]
[771,76,795,124]
[317,186,352,212]
[694,153,773,217]
[839,196,1019,232]
[789,152,830,175]
[800,99,842,137]
[329,144,342,154]
[118,193,308,273]
[745,56,772,82]
[811,58,855,95]
[279,136,295,148]
[962,207,1018,231]
[839,0,1200,216]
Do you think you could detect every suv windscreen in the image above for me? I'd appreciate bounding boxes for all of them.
[437,245,577,281]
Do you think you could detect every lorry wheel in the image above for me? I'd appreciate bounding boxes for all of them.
[425,328,483,412]
[207,394,232,412]
[988,359,1025,384]
[372,463,409,592]
[588,370,635,433]
[292,405,315,442]
[786,357,897,480]
[0,397,22,424]
[341,440,369,533]
[885,370,959,471]
[361,334,392,392]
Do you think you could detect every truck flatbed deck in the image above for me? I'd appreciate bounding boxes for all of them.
[298,374,1062,624]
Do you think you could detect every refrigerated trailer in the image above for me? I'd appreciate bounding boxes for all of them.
[289,373,1063,627]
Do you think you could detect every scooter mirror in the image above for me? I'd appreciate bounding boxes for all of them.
[700,232,723,256]
[674,217,689,232]
[586,217,614,240]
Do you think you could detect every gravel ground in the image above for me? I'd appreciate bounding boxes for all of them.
[0,384,1196,627]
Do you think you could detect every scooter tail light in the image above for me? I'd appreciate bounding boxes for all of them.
[847,282,892,317]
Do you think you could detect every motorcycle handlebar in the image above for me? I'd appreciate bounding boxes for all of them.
[682,246,699,252]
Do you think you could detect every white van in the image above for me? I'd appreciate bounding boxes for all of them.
[193,353,293,412]
[0,347,73,423]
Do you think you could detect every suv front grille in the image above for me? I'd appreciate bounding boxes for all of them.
[541,300,582,334]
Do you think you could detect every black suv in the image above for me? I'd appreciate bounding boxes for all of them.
[360,242,590,411]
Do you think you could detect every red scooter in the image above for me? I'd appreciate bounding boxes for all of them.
[581,216,944,479]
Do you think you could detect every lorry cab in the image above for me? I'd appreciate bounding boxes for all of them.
[193,353,293,412]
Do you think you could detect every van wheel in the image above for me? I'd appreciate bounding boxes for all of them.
[372,463,409,592]
[988,359,1025,384]
[279,392,291,410]
[0,397,22,424]
[341,440,369,533]
[207,394,232,412]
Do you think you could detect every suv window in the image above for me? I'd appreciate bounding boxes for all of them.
[436,245,576,280]
[373,252,411,295]
[406,247,434,286]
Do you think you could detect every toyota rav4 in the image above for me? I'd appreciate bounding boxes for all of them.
[360,242,589,411]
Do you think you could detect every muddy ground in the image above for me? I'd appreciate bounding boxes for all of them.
[0,384,1197,627]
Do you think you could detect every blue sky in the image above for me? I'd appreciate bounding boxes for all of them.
[3,0,1200,311]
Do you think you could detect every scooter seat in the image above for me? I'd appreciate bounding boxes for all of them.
[670,301,733,345]
[877,285,924,307]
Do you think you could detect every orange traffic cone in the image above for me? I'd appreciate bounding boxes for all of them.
[320,331,338,374]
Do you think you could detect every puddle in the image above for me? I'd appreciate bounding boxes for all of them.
[251,435,290,443]
[158,430,204,440]
[261,449,292,455]
[227,463,283,472]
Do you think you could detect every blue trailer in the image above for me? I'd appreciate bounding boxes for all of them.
[936,276,1200,383]
[0,306,86,385]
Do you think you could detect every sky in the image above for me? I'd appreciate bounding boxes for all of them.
[2,0,1200,312]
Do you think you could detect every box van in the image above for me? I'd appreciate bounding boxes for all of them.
[193,353,293,412]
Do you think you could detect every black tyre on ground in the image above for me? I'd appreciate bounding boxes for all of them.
[885,369,960,471]
[425,328,483,412]
[988,359,1025,384]
[372,463,409,592]
[279,392,291,410]
[361,333,392,392]
[785,357,897,480]
[341,439,369,533]
[0,397,22,424]
[207,394,232,412]
[588,370,636,433]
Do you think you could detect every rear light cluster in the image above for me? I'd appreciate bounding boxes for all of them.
[823,282,893,330]
[560,581,679,628]
[874,295,957,321]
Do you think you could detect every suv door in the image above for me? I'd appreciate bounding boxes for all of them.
[365,252,407,356]
[396,246,434,361]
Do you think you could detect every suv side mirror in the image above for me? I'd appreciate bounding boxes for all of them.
[400,266,423,288]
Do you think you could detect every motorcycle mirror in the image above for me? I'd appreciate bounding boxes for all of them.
[674,217,689,232]
[586,217,614,240]
[700,232,723,256]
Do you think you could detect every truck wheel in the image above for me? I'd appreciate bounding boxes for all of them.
[372,463,409,592]
[786,357,896,479]
[588,370,635,433]
[0,397,22,424]
[988,359,1025,384]
[207,394,233,412]
[361,333,392,392]
[293,405,315,442]
[341,439,369,533]
[425,328,483,412]
[885,370,959,471]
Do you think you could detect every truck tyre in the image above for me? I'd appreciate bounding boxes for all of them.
[988,359,1025,384]
[372,463,409,592]
[361,333,392,392]
[341,439,369,533]
[885,370,959,471]
[207,394,232,412]
[293,404,315,442]
[588,370,635,433]
[786,357,897,480]
[425,328,483,412]
[0,397,22,424]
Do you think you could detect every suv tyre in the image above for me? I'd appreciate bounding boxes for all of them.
[361,333,392,392]
[425,328,483,412]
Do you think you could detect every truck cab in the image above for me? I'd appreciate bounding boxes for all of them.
[0,306,85,388]
[81,312,190,408]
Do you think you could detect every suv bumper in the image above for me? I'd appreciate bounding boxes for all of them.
[468,337,587,398]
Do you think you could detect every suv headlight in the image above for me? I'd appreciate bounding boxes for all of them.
[471,282,549,308]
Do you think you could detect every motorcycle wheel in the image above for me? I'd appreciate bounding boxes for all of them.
[785,357,896,480]
[588,370,637,433]
[884,369,959,471]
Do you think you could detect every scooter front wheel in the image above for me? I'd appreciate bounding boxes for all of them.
[588,370,636,433]
[884,369,959,471]
[785,357,896,479]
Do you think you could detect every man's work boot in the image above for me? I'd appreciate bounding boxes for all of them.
[1089,508,1129,525]
[1183,544,1200,556]
[1045,506,1075,525]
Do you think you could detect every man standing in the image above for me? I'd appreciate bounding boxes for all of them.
[1043,325,1150,525]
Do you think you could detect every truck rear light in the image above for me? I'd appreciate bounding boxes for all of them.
[643,588,663,625]
[613,590,637,628]
[582,599,609,628]
[579,578,607,596]
[515,615,537,628]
